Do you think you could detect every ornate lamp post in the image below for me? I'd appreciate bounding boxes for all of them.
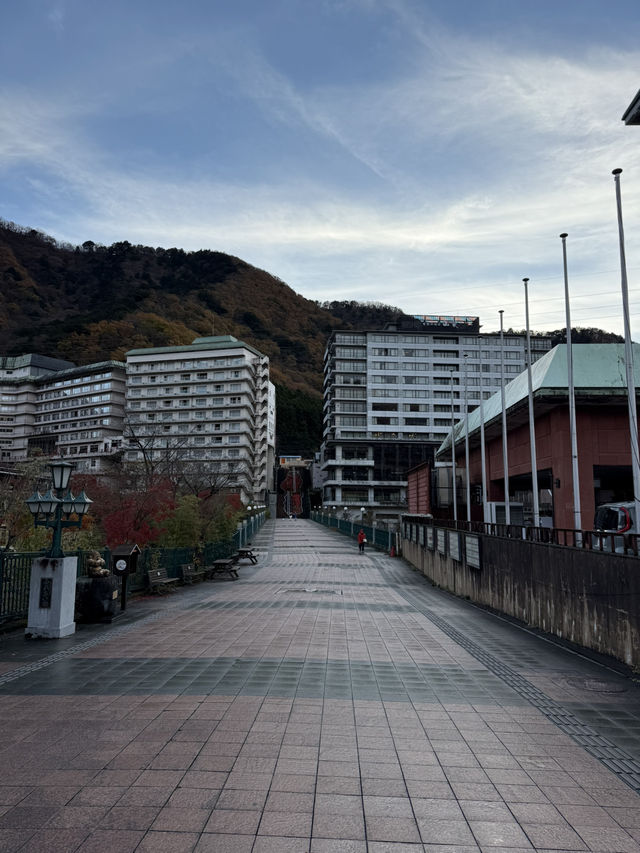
[25,461,93,558]
[24,460,93,639]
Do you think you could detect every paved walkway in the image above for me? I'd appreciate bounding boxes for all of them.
[1,518,640,852]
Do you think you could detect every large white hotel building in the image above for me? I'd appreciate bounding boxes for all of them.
[0,336,275,505]
[125,336,275,504]
[321,315,552,524]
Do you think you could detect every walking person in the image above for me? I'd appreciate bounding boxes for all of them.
[357,528,366,553]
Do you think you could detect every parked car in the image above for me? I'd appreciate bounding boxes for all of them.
[592,502,637,553]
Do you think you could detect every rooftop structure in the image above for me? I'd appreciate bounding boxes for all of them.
[622,89,640,125]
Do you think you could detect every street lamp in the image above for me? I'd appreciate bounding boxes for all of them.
[25,461,93,558]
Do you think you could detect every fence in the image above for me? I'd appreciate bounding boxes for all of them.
[0,511,266,625]
[405,515,640,556]
[310,511,399,553]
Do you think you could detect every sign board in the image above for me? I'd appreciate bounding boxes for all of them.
[426,526,435,550]
[437,528,446,554]
[465,535,481,569]
[448,531,461,562]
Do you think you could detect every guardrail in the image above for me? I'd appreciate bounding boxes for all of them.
[402,515,640,557]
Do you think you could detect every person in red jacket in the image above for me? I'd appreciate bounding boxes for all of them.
[357,529,366,553]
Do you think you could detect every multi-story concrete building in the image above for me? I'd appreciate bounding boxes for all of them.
[125,335,275,504]
[0,355,75,462]
[31,362,127,472]
[321,316,552,525]
[0,355,127,472]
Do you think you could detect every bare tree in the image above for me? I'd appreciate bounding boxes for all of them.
[122,415,247,500]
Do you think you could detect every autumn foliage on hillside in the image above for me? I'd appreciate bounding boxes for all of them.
[0,220,352,452]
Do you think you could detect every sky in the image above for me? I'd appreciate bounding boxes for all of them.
[2,0,640,336]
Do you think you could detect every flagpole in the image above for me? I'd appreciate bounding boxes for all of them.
[450,367,457,522]
[523,278,540,527]
[499,310,511,526]
[464,354,471,522]
[478,337,488,522]
[612,168,640,531]
[559,233,581,532]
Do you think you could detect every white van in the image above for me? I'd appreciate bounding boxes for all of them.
[592,502,637,553]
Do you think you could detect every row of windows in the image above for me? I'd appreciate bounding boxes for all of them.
[37,406,111,421]
[129,372,245,385]
[334,347,367,358]
[39,381,113,400]
[129,357,246,371]
[128,383,244,397]
[334,335,366,345]
[35,418,112,430]
[56,430,104,442]
[40,394,113,409]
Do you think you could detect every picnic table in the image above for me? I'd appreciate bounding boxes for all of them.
[206,558,239,580]
[236,547,258,564]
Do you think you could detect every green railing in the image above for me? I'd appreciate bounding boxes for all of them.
[310,512,397,553]
[0,511,267,625]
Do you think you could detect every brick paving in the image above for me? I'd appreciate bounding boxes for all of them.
[0,518,639,852]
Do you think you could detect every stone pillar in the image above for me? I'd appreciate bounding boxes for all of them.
[25,556,77,639]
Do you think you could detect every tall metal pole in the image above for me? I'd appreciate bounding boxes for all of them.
[463,354,471,522]
[478,337,488,522]
[559,234,581,531]
[523,278,540,527]
[499,311,511,525]
[450,367,457,522]
[612,169,640,529]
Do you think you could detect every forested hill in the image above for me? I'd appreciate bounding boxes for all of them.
[0,221,344,396]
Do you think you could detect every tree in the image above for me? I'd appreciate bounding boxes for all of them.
[123,415,246,500]
[0,454,51,551]
[80,470,174,548]
[157,494,202,548]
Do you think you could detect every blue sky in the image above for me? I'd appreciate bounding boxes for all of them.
[2,0,640,336]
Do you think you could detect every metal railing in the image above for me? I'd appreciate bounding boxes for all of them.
[401,515,640,557]
[0,512,267,625]
[311,512,398,553]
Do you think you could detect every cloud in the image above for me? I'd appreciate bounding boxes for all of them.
[47,3,66,33]
[1,12,640,337]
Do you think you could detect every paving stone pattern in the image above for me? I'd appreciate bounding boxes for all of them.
[0,518,639,852]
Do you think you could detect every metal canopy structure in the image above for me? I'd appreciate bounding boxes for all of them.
[437,343,640,458]
[622,89,640,125]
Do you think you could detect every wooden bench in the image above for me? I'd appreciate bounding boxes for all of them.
[181,563,208,584]
[206,558,239,580]
[148,567,179,594]
[236,547,258,564]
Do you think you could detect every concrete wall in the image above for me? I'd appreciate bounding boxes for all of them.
[402,525,640,669]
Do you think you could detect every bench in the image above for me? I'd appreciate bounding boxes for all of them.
[206,558,239,580]
[236,547,258,565]
[148,567,179,594]
[181,563,208,584]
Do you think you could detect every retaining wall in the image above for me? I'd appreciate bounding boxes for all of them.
[402,525,640,669]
